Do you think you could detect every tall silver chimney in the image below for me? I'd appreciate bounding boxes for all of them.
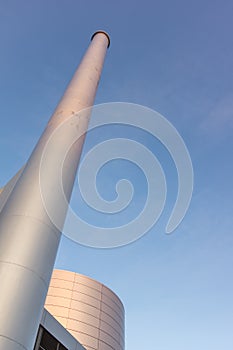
[0,31,110,350]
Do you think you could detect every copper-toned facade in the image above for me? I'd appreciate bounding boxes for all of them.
[45,270,125,350]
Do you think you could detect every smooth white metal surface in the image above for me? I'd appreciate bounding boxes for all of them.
[0,31,110,350]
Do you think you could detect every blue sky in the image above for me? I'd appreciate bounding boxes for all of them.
[0,0,233,349]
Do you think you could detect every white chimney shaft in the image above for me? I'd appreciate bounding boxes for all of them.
[0,31,110,350]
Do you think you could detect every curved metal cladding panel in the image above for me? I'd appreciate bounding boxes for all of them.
[44,270,125,350]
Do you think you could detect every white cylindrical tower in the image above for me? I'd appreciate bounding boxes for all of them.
[0,31,110,350]
[45,270,125,350]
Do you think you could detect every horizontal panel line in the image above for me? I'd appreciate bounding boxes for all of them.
[45,303,124,332]
[67,327,121,346]
[50,278,124,312]
[46,289,124,322]
[66,318,124,343]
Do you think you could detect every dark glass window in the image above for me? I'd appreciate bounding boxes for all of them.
[34,326,68,350]
[59,345,68,350]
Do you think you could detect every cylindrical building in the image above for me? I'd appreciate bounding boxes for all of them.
[45,270,125,350]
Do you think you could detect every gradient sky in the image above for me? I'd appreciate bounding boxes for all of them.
[1,1,233,349]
